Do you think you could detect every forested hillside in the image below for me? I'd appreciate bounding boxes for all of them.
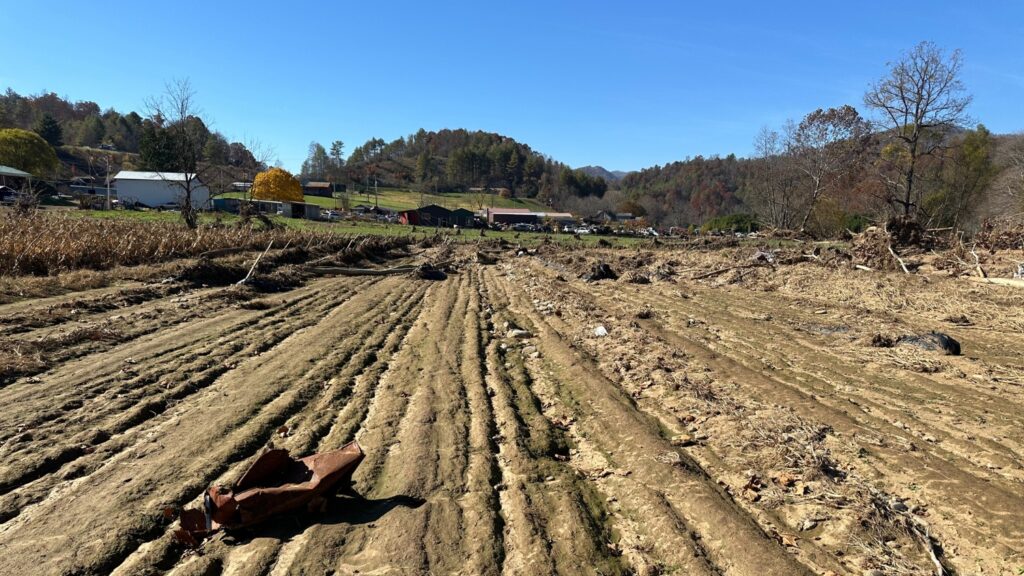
[300,128,608,205]
[0,88,265,180]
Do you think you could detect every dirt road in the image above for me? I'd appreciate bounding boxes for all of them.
[0,244,1021,575]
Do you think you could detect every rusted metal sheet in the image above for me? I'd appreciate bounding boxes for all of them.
[175,441,364,546]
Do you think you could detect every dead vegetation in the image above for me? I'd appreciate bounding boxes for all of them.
[0,239,1021,575]
[0,213,363,276]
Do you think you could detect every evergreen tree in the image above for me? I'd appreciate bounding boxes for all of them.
[76,116,106,147]
[33,113,63,146]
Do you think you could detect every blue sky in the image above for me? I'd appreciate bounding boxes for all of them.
[3,1,1022,172]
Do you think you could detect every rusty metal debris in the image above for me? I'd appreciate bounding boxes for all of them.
[175,441,364,547]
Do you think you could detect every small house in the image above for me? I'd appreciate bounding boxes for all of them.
[302,181,334,197]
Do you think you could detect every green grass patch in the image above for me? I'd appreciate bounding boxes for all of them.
[55,208,650,247]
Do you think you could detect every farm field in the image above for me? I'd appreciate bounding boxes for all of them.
[0,239,1022,576]
[37,207,640,248]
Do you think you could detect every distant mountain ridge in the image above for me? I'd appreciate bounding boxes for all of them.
[577,165,629,183]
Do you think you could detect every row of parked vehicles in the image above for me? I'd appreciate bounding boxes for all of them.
[504,221,661,237]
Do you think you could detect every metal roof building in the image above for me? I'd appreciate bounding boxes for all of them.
[112,171,210,209]
[0,165,31,187]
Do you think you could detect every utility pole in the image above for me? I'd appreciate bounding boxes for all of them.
[104,155,112,211]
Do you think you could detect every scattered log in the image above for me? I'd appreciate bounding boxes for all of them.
[690,263,759,280]
[887,243,910,275]
[200,246,254,259]
[312,265,417,277]
[968,277,1024,289]
[969,245,987,278]
[237,241,274,285]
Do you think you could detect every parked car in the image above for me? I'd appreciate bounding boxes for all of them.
[511,223,535,232]
[323,210,342,221]
[575,227,592,235]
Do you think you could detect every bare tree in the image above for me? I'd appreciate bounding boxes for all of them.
[864,41,972,218]
[145,79,210,228]
[748,126,799,229]
[787,105,871,231]
[1007,135,1024,204]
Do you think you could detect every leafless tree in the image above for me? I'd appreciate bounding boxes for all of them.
[748,126,799,229]
[864,41,972,218]
[145,79,210,228]
[1007,135,1024,203]
[788,105,871,231]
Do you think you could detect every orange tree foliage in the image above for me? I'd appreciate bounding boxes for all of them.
[251,167,303,202]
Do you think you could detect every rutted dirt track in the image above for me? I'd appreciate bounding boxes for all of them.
[0,244,1022,575]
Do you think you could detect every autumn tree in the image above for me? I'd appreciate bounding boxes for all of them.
[0,128,59,175]
[787,105,870,231]
[864,41,972,218]
[251,167,302,202]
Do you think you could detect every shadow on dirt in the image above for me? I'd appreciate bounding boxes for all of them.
[221,492,426,544]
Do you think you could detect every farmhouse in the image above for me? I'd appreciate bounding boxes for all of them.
[302,181,334,197]
[589,210,635,224]
[112,171,210,209]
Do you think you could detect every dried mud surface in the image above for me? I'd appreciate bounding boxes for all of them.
[0,243,1021,576]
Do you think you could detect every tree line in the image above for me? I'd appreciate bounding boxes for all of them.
[617,42,1023,234]
[0,87,265,175]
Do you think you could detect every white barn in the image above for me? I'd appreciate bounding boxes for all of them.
[112,171,211,209]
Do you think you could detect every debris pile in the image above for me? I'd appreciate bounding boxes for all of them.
[850,218,930,272]
[581,262,618,282]
[623,271,651,284]
[475,251,498,265]
[974,217,1024,251]
[413,263,448,281]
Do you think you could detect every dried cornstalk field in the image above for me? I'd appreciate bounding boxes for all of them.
[0,214,347,276]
